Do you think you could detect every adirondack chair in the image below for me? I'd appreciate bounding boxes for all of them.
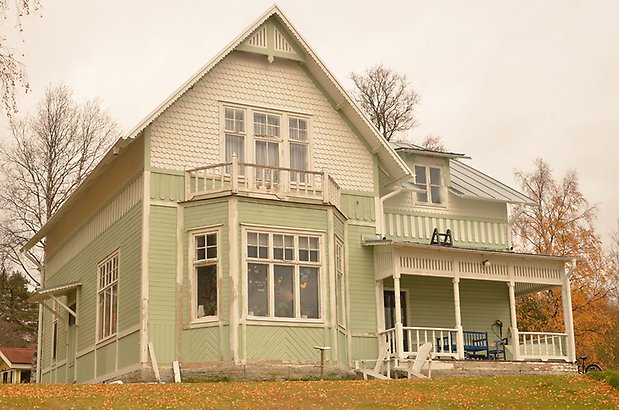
[362,343,391,380]
[407,341,433,379]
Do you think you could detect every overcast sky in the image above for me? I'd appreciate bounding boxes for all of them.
[4,0,618,241]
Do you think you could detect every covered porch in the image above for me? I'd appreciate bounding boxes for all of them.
[368,240,577,364]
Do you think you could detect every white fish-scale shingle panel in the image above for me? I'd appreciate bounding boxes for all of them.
[150,51,374,191]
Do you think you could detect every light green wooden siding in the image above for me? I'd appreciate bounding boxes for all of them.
[96,342,116,379]
[339,193,374,222]
[245,326,323,362]
[150,171,185,202]
[76,351,95,383]
[460,279,510,337]
[39,201,142,382]
[348,225,377,333]
[398,276,456,328]
[118,331,140,370]
[237,199,327,230]
[337,330,347,365]
[351,336,378,360]
[182,327,224,362]
[149,205,178,363]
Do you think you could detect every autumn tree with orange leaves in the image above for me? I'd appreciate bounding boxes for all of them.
[513,159,619,366]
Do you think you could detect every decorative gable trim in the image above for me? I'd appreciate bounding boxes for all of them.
[273,27,293,52]
[246,25,267,48]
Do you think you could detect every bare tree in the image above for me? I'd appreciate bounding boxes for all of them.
[0,84,119,282]
[350,64,420,141]
[421,134,447,152]
[0,0,42,116]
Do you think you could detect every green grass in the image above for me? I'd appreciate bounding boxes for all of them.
[1,375,618,409]
[588,370,619,389]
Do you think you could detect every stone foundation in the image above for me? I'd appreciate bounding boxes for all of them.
[410,360,577,378]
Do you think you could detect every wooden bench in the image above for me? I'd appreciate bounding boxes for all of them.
[437,331,490,359]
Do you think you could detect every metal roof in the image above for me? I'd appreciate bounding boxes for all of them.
[28,282,82,304]
[449,159,534,205]
[390,141,469,159]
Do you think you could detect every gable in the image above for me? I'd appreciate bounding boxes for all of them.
[236,20,305,63]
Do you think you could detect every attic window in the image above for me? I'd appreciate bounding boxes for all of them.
[415,165,443,205]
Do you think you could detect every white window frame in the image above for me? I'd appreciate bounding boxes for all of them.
[413,164,446,207]
[335,236,346,328]
[96,250,119,342]
[243,226,324,323]
[51,306,58,361]
[190,227,221,324]
[220,103,312,178]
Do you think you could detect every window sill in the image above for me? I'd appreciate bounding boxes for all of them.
[95,334,117,348]
[188,317,220,329]
[245,316,324,327]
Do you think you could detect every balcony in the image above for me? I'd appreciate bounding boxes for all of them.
[185,156,341,207]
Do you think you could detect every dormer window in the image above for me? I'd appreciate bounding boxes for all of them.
[414,165,443,205]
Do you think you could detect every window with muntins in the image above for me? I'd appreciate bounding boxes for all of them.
[414,165,443,205]
[97,251,119,341]
[193,231,218,320]
[246,230,321,320]
[335,237,346,327]
[225,107,246,174]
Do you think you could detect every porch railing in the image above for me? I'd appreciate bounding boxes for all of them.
[380,326,460,360]
[518,331,568,361]
[185,156,341,207]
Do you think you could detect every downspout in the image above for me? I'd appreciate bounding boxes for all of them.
[23,250,44,383]
[507,204,526,249]
[376,188,403,238]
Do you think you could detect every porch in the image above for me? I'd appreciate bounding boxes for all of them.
[185,155,341,207]
[368,240,577,365]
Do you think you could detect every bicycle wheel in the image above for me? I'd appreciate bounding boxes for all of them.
[585,363,604,373]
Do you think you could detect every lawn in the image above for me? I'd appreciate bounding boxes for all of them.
[1,375,618,409]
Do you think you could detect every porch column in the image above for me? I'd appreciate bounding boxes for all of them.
[393,272,404,360]
[507,281,520,361]
[452,278,464,360]
[562,270,577,363]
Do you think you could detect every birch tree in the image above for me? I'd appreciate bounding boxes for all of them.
[0,84,118,282]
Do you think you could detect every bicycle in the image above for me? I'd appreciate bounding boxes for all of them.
[578,355,604,374]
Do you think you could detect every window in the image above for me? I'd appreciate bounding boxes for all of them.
[254,112,280,137]
[246,230,321,320]
[225,108,246,174]
[289,117,308,183]
[335,238,346,327]
[193,231,219,320]
[51,316,58,360]
[97,251,119,340]
[414,165,443,205]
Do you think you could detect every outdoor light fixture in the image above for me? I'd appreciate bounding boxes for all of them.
[483,259,491,267]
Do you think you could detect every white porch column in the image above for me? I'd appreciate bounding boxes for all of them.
[452,278,464,360]
[507,281,520,361]
[393,272,404,360]
[562,266,577,363]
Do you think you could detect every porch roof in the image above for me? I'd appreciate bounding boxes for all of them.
[363,239,575,263]
[27,282,81,304]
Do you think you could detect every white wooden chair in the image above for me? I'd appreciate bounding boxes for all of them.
[407,341,433,379]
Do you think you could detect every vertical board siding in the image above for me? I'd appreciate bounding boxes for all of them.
[348,225,377,333]
[95,342,117,379]
[150,172,185,202]
[149,51,375,192]
[245,326,323,362]
[351,336,378,361]
[339,194,375,222]
[337,330,347,365]
[75,351,95,383]
[149,205,178,363]
[117,332,140,370]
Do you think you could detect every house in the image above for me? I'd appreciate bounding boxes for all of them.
[24,6,577,383]
[0,347,34,383]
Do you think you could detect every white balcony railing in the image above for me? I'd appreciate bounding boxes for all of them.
[185,156,341,207]
[380,326,460,360]
[518,331,568,361]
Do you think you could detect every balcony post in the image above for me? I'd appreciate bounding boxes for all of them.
[508,281,520,361]
[562,260,577,363]
[393,272,404,360]
[231,154,239,194]
[322,169,329,204]
[452,277,464,359]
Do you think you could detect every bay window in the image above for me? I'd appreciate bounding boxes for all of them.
[246,230,321,320]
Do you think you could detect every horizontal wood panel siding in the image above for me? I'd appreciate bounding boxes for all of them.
[149,51,375,192]
[401,276,456,328]
[40,203,142,369]
[150,171,185,202]
[245,325,324,362]
[75,351,95,383]
[149,205,178,363]
[118,331,140,370]
[384,210,507,250]
[460,279,510,337]
[237,199,327,231]
[339,193,375,222]
[181,327,223,363]
[184,200,229,323]
[348,225,377,333]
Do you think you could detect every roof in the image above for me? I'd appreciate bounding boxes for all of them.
[449,159,534,205]
[390,141,470,159]
[363,239,576,262]
[23,5,411,253]
[0,347,35,366]
[27,282,82,304]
